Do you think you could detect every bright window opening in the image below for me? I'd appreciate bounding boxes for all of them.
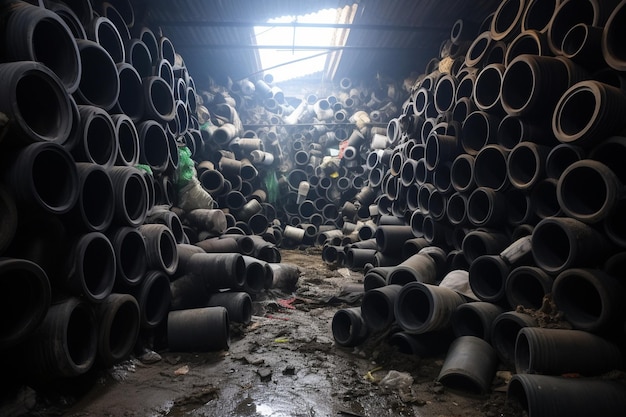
[254,5,357,83]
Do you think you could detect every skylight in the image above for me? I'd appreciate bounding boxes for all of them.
[254,5,357,83]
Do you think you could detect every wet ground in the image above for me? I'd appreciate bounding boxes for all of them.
[2,248,523,417]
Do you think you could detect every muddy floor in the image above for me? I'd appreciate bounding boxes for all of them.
[2,248,524,417]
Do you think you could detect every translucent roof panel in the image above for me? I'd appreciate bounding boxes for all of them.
[254,6,356,82]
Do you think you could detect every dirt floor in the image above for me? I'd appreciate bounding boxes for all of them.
[1,248,525,417]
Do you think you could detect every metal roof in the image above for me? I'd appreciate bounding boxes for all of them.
[135,0,501,89]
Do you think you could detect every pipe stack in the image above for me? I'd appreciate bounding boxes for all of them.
[326,1,626,412]
[0,0,286,385]
[195,70,405,250]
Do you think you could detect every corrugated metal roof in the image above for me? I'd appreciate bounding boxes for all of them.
[134,0,501,88]
[334,0,499,80]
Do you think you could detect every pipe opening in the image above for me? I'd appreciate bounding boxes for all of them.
[245,262,265,293]
[461,234,487,263]
[492,0,523,38]
[129,41,152,78]
[562,24,587,57]
[0,269,47,339]
[556,88,596,137]
[556,273,603,325]
[119,230,146,283]
[82,235,114,298]
[446,194,466,224]
[506,378,530,413]
[124,174,147,223]
[502,61,533,111]
[507,35,540,65]
[17,73,64,138]
[33,18,79,90]
[117,65,143,118]
[532,222,570,271]
[468,189,491,225]
[96,18,124,63]
[82,168,113,228]
[509,145,538,187]
[470,257,505,299]
[140,123,169,169]
[67,302,96,367]
[86,116,115,165]
[117,119,138,165]
[398,287,430,328]
[492,317,524,362]
[363,291,392,329]
[559,165,608,218]
[605,6,626,64]
[144,273,170,325]
[33,149,74,210]
[109,299,139,356]
[149,78,174,118]
[549,1,595,54]
[523,0,557,32]
[437,373,483,395]
[509,271,546,310]
[332,310,355,344]
[462,112,491,154]
[475,67,502,109]
[79,44,118,108]
[474,147,507,189]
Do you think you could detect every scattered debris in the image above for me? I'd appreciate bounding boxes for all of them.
[496,370,513,384]
[138,350,162,364]
[257,367,273,382]
[277,297,297,309]
[108,359,138,382]
[363,366,384,382]
[174,365,190,375]
[337,268,354,278]
[516,294,572,329]
[378,370,414,393]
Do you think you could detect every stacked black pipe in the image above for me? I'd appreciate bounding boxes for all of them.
[0,0,290,387]
[3,0,626,413]
[322,1,626,414]
[195,71,405,249]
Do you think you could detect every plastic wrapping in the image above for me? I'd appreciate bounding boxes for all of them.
[176,146,216,210]
[176,146,195,188]
[379,370,414,392]
[178,177,216,211]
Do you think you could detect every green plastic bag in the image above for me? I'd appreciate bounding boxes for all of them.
[176,146,195,189]
[175,145,217,210]
[134,164,153,175]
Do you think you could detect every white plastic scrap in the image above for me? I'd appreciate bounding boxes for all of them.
[378,370,414,392]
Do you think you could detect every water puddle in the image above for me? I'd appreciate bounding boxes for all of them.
[234,396,290,416]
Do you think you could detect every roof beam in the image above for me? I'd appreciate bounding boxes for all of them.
[150,20,449,33]
[177,44,427,51]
